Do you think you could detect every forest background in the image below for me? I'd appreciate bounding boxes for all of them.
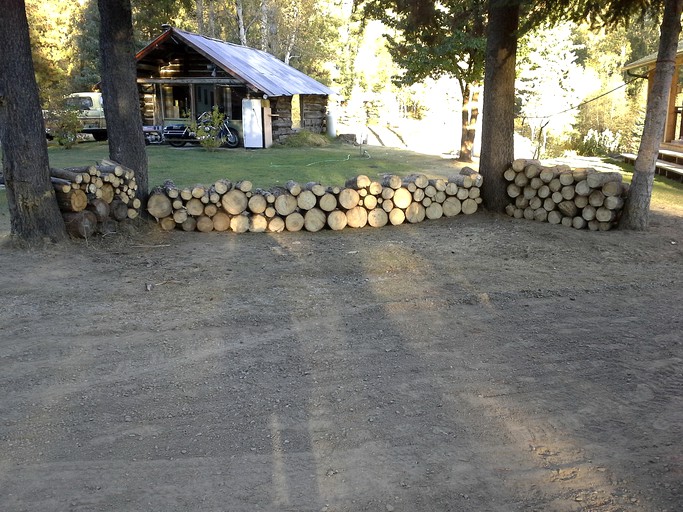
[28,0,662,160]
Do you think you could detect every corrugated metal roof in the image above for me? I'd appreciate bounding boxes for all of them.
[623,41,683,71]
[163,27,335,97]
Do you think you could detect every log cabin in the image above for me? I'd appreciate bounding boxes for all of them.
[135,26,335,148]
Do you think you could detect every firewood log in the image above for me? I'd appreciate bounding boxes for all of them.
[582,205,597,221]
[111,198,129,221]
[389,208,405,225]
[213,178,232,195]
[558,200,578,217]
[181,217,197,232]
[543,197,556,212]
[367,208,388,228]
[54,188,87,212]
[604,195,624,210]
[362,194,378,210]
[268,216,285,233]
[100,183,115,203]
[248,193,268,214]
[191,184,206,198]
[549,178,562,192]
[588,190,605,208]
[403,174,429,189]
[547,210,562,224]
[392,188,412,209]
[368,181,383,195]
[523,207,535,220]
[504,168,517,181]
[507,183,521,198]
[87,198,111,222]
[382,199,394,212]
[533,208,548,222]
[249,214,268,233]
[559,171,575,186]
[525,163,541,179]
[468,187,481,199]
[425,202,443,220]
[304,208,327,232]
[413,188,425,202]
[285,180,302,196]
[512,158,540,172]
[405,202,426,223]
[514,172,529,188]
[230,214,250,233]
[574,180,591,197]
[297,190,317,211]
[561,216,573,228]
[381,174,402,189]
[574,195,589,209]
[586,171,622,189]
[50,168,84,184]
[274,191,298,216]
[204,204,218,217]
[63,211,98,238]
[442,197,462,217]
[236,180,253,193]
[222,189,249,215]
[529,196,542,210]
[461,198,478,215]
[285,212,305,232]
[196,215,214,232]
[346,206,368,228]
[529,177,543,190]
[212,212,231,232]
[595,207,617,223]
[180,188,193,201]
[318,193,337,212]
[327,210,348,230]
[159,216,176,231]
[186,198,205,217]
[173,208,188,224]
[305,182,327,196]
[345,175,371,189]
[601,180,623,197]
[539,167,558,183]
[338,188,360,210]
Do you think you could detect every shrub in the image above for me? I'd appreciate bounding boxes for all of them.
[190,106,226,152]
[48,109,82,149]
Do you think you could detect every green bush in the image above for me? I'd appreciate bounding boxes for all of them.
[189,106,226,152]
[48,109,81,149]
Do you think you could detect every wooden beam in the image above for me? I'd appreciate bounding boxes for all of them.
[137,77,243,86]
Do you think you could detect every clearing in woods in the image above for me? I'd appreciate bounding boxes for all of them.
[0,160,682,511]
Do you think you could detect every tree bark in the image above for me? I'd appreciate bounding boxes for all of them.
[620,0,683,230]
[98,0,148,204]
[0,0,66,243]
[479,0,520,212]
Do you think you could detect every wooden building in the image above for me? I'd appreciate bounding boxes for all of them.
[135,26,335,147]
[623,41,683,180]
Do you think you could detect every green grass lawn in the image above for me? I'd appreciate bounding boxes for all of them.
[44,140,466,189]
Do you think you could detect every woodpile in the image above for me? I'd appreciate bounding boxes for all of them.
[147,168,483,234]
[50,159,141,238]
[504,159,629,231]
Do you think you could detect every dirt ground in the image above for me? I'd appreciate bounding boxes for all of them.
[0,188,682,511]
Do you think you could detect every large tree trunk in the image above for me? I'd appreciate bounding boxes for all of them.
[479,0,520,212]
[97,0,149,204]
[0,0,66,243]
[620,0,683,230]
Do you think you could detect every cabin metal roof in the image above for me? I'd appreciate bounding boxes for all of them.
[623,41,683,71]
[136,27,335,97]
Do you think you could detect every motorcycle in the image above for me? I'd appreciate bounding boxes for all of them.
[162,111,240,148]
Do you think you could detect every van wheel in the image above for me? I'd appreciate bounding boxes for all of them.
[93,132,108,142]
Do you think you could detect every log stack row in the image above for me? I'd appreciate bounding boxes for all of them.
[147,168,483,234]
[50,159,141,238]
[504,159,629,231]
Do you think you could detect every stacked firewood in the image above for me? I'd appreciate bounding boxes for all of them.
[504,159,628,231]
[146,168,483,233]
[50,159,141,238]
